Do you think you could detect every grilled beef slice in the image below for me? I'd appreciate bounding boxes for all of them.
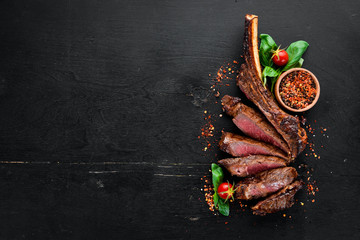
[219,132,288,160]
[252,180,304,216]
[238,14,307,159]
[235,167,297,200]
[218,155,287,177]
[222,95,289,154]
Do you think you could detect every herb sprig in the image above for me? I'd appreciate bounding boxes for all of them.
[259,34,309,92]
[211,163,229,216]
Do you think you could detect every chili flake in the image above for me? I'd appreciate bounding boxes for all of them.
[279,70,317,109]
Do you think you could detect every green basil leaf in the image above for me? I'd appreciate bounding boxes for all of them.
[262,66,280,88]
[282,41,309,72]
[211,163,223,192]
[270,77,278,93]
[213,191,219,207]
[263,66,278,78]
[217,198,230,216]
[211,163,229,216]
[259,34,277,67]
[294,58,304,68]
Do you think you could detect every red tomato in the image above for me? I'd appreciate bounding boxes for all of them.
[272,49,289,66]
[217,182,235,200]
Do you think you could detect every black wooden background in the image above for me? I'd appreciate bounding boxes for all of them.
[0,0,359,239]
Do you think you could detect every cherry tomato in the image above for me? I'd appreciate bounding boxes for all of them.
[217,182,236,200]
[272,49,288,66]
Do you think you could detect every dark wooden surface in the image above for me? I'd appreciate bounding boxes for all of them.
[0,0,359,239]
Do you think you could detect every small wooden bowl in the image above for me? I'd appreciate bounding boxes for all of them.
[274,68,320,113]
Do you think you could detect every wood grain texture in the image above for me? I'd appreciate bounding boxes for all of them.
[0,0,359,239]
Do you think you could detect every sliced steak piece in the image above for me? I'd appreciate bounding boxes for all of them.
[239,14,307,159]
[222,95,289,155]
[252,180,304,216]
[219,132,288,160]
[218,155,287,177]
[235,167,297,200]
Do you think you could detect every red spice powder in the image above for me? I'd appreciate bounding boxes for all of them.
[279,70,317,109]
[202,175,216,212]
[200,112,215,152]
[199,60,241,152]
[210,60,240,91]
